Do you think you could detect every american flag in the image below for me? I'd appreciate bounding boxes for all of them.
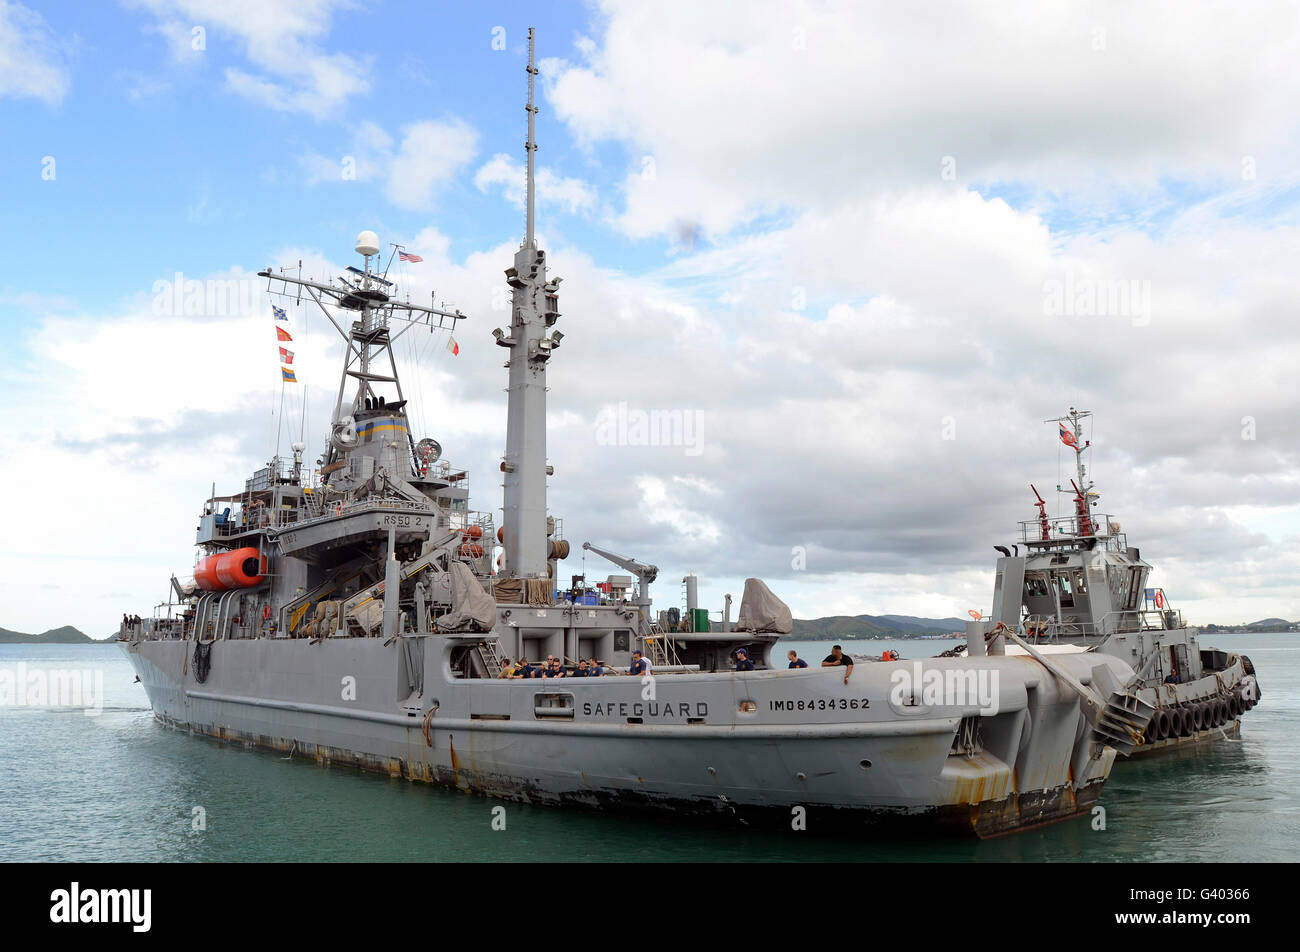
[399,250,423,263]
[272,305,288,321]
[279,347,294,365]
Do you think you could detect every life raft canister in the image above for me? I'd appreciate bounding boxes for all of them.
[262,604,271,622]
[194,547,267,591]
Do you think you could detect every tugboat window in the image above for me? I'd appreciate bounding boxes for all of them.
[1055,573,1074,607]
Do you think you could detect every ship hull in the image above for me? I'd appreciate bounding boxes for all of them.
[1126,652,1257,756]
[1129,718,1241,755]
[121,635,1122,838]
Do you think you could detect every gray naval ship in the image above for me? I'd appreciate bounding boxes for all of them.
[971,408,1262,754]
[120,30,1155,838]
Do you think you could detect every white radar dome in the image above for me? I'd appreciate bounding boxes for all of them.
[355,230,381,257]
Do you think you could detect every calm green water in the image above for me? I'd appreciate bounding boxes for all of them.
[1,634,1294,862]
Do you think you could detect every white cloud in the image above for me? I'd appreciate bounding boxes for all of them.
[545,0,1300,239]
[298,119,391,185]
[128,0,371,118]
[474,153,598,216]
[0,1,70,105]
[385,119,478,210]
[295,118,477,210]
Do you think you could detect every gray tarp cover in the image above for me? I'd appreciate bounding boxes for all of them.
[439,561,497,631]
[736,578,793,633]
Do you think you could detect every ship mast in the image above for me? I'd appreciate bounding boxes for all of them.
[1049,407,1091,493]
[496,27,563,579]
[1045,407,1095,536]
[525,27,538,248]
[258,234,466,477]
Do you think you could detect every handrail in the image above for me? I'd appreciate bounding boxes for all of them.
[1022,606,1183,643]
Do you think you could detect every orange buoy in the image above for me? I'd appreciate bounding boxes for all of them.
[496,526,505,543]
[458,543,484,558]
[465,525,483,540]
[194,547,267,591]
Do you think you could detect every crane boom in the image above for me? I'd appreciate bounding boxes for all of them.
[581,542,658,582]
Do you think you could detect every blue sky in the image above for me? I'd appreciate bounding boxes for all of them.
[4,1,1300,633]
[2,2,673,319]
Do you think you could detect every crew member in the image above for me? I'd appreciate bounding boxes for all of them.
[822,644,854,684]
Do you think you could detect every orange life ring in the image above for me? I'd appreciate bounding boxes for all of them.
[968,609,983,621]
[1154,591,1165,609]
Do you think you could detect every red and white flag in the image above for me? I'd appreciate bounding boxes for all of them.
[446,336,459,356]
[399,250,423,263]
[1059,423,1077,448]
[279,347,294,365]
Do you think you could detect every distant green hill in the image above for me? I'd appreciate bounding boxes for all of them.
[0,625,105,644]
[1245,618,1293,630]
[791,614,963,641]
[877,613,969,633]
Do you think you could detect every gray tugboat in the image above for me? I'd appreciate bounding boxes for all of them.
[120,30,1154,838]
[976,408,1262,754]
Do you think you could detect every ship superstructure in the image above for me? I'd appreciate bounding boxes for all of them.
[978,409,1262,753]
[119,30,1154,838]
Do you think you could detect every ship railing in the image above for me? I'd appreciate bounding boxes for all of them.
[1021,614,1094,642]
[1084,608,1184,634]
[449,509,495,533]
[1018,514,1126,549]
[421,459,469,484]
[1024,607,1184,643]
[244,459,294,493]
[290,494,438,530]
[212,509,275,536]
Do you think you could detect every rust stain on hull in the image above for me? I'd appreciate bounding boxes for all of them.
[150,713,1097,839]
